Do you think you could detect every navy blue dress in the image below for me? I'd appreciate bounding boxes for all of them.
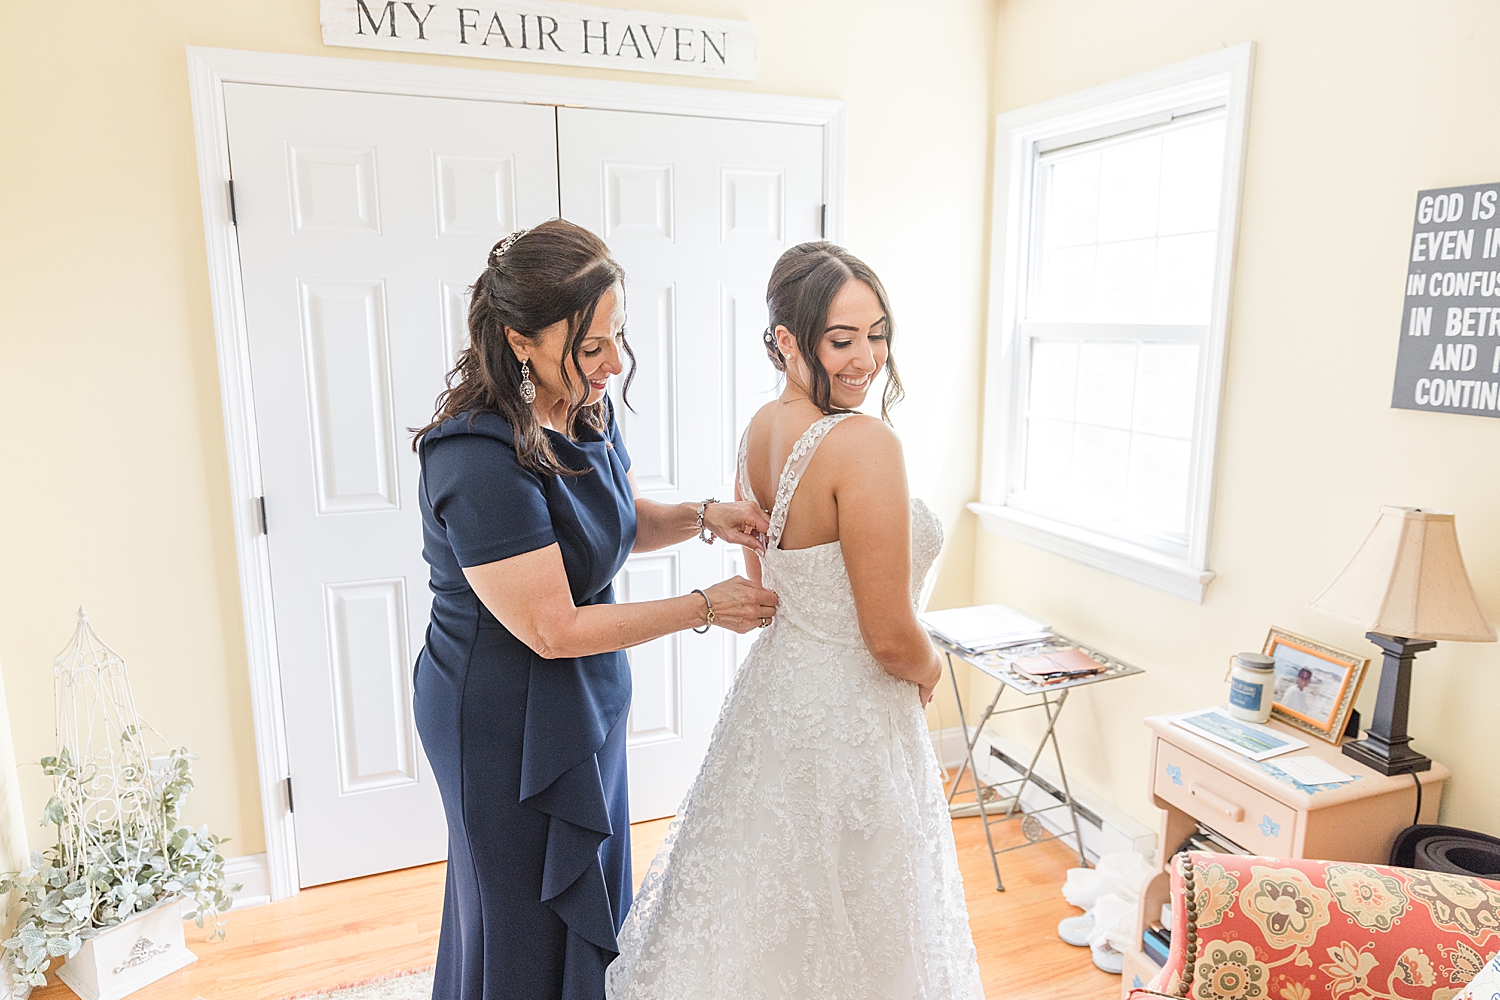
[414,403,636,1000]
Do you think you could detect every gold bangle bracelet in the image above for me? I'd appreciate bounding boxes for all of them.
[690,588,714,634]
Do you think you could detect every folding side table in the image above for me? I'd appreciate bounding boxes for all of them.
[931,631,1144,891]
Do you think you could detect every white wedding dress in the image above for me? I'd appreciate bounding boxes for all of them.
[606,413,985,1000]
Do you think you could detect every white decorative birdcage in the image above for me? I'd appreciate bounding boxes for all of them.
[49,608,171,920]
[1,609,237,1000]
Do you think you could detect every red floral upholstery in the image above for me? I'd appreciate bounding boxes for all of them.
[1127,852,1500,1000]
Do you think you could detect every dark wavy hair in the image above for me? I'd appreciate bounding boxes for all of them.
[761,242,904,421]
[412,219,634,475]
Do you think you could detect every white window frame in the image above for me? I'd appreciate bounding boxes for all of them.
[972,43,1254,603]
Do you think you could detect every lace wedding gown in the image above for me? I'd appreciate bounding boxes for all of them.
[606,413,985,1000]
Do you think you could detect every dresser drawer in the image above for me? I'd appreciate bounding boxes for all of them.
[1154,741,1297,857]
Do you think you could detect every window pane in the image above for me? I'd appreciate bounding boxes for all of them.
[1075,342,1136,429]
[1125,433,1191,536]
[1158,119,1226,236]
[1028,113,1226,325]
[1024,416,1074,496]
[1097,138,1161,244]
[1032,245,1096,323]
[1133,343,1199,438]
[1150,232,1217,324]
[1072,424,1131,508]
[1044,154,1100,248]
[1028,340,1079,420]
[1093,239,1155,323]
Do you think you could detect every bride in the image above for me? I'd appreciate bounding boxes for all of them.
[606,243,985,1000]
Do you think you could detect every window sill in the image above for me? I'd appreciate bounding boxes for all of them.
[968,502,1215,603]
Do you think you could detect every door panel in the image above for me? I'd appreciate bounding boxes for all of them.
[559,107,824,819]
[225,83,559,886]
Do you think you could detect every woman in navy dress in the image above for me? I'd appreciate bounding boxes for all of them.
[412,220,780,1000]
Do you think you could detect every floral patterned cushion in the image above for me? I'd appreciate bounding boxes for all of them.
[1127,852,1500,1000]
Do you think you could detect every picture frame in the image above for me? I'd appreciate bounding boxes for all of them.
[1262,627,1370,744]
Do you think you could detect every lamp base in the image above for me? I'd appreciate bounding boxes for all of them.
[1343,732,1432,776]
[1341,632,1436,777]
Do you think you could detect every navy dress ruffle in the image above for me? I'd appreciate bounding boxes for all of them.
[414,403,636,1000]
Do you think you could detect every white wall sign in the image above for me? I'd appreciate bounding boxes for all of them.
[320,1,756,80]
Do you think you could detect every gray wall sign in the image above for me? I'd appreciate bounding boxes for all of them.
[1391,181,1500,417]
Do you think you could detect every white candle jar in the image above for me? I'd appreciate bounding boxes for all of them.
[1227,652,1276,723]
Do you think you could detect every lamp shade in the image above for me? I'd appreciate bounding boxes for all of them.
[1309,507,1496,642]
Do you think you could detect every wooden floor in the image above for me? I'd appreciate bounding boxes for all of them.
[35,811,1116,1000]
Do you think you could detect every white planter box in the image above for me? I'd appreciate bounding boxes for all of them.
[56,898,198,1000]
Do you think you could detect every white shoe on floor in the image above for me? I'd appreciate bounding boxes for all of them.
[1057,911,1094,947]
[1091,943,1124,975]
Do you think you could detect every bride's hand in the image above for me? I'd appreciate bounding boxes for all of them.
[917,683,935,707]
[702,576,778,633]
[702,500,770,555]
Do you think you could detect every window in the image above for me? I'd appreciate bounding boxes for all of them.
[975,45,1253,601]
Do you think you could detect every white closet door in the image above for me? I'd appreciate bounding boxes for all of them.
[224,83,559,886]
[558,108,825,819]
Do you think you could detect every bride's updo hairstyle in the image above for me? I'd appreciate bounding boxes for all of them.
[762,241,904,422]
[414,219,634,476]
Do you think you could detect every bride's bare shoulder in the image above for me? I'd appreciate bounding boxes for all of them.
[823,413,903,472]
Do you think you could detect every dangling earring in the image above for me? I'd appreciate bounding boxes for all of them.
[519,359,537,404]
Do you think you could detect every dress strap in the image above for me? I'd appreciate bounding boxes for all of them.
[767,413,857,550]
[736,426,758,511]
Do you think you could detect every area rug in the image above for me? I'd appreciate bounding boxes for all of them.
[280,967,434,1000]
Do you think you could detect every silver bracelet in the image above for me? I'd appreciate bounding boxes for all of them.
[691,588,714,634]
[695,498,718,544]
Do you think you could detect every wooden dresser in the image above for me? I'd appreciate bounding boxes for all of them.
[1120,713,1449,997]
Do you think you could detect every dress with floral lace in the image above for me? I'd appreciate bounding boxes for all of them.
[605,413,985,1000]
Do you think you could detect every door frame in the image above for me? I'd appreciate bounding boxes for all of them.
[186,45,846,900]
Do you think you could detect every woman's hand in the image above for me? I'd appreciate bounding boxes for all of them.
[917,682,935,707]
[702,576,779,633]
[702,500,771,555]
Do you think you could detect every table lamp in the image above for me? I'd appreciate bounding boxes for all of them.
[1308,506,1495,775]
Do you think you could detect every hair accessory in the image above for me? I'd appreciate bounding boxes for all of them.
[490,227,532,266]
[691,589,715,634]
[519,359,537,404]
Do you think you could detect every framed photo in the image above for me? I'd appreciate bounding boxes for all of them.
[1262,628,1370,744]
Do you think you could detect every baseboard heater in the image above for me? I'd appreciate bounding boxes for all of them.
[976,731,1157,865]
[989,744,1106,831]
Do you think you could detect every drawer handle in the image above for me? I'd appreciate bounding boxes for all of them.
[1189,783,1245,823]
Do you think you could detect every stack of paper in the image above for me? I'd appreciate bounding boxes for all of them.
[918,604,1051,653]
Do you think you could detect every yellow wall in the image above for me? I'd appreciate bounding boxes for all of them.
[0,1,995,855]
[975,0,1500,838]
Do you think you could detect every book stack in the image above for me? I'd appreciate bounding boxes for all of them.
[917,604,1051,654]
[1174,823,1251,857]
[1142,922,1171,966]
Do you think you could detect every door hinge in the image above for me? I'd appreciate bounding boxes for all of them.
[284,776,294,813]
[820,203,828,239]
[228,179,238,225]
[257,496,268,535]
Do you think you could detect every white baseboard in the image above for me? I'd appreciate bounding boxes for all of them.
[224,852,272,910]
[974,730,1157,866]
[929,725,971,770]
